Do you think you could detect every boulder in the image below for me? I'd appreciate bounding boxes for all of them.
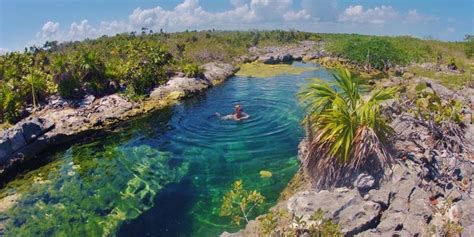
[202,63,235,85]
[354,173,376,193]
[0,138,12,164]
[339,201,381,236]
[20,118,53,143]
[7,129,26,151]
[287,188,360,221]
[257,55,275,64]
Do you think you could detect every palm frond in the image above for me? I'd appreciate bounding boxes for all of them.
[299,67,396,189]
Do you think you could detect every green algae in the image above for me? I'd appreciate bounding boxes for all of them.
[2,144,188,236]
[236,62,317,78]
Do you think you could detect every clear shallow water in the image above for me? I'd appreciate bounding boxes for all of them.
[1,62,334,236]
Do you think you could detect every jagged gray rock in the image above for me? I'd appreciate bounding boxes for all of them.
[354,173,376,193]
[287,188,360,221]
[338,201,381,236]
[459,200,474,236]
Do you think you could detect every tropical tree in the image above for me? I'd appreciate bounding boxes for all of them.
[77,51,110,96]
[23,69,47,108]
[51,54,81,99]
[298,68,397,189]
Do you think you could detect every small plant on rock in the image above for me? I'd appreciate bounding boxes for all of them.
[220,180,265,225]
[182,63,203,78]
[409,82,463,124]
[258,208,342,236]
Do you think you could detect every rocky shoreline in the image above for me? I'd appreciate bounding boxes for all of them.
[222,78,474,236]
[0,62,236,177]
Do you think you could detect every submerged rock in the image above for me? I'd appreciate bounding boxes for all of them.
[259,170,272,178]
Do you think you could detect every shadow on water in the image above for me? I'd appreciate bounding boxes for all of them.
[118,177,198,237]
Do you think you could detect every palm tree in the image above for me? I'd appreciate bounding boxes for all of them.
[23,70,46,108]
[298,68,397,189]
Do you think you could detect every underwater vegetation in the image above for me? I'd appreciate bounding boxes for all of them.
[3,144,188,236]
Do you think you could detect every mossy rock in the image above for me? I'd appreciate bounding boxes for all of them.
[167,91,186,100]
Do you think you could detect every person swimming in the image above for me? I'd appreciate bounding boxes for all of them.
[216,104,250,121]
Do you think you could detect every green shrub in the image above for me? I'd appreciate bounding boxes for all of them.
[220,180,265,226]
[118,41,171,97]
[464,35,474,58]
[0,82,21,123]
[76,51,110,96]
[182,63,203,77]
[329,36,406,70]
[409,82,463,124]
[51,55,83,99]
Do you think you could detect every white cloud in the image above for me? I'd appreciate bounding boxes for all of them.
[283,10,311,21]
[39,21,60,38]
[28,0,444,47]
[301,0,337,21]
[338,5,398,25]
[405,9,438,23]
[32,0,313,46]
[447,27,456,33]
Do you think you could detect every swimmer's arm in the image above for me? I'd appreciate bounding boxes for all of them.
[235,113,249,121]
[220,114,234,120]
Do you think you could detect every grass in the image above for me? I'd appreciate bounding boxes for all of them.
[235,62,317,78]
[407,65,472,89]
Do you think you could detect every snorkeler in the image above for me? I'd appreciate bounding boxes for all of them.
[216,104,250,121]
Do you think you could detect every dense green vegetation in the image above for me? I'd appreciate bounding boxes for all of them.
[0,30,318,124]
[298,68,397,188]
[324,34,469,69]
[0,30,470,124]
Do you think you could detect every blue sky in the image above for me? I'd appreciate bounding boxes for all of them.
[0,0,473,52]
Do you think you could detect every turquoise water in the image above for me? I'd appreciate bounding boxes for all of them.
[1,62,333,236]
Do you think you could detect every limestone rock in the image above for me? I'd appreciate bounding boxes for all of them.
[339,201,381,236]
[202,62,236,85]
[287,189,360,221]
[7,129,26,151]
[354,173,376,193]
[459,200,474,236]
[0,138,12,165]
[20,117,54,143]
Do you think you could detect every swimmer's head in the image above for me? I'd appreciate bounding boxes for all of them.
[235,104,242,112]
